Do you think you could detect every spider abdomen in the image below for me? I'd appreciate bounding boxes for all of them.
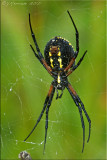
[44,36,75,70]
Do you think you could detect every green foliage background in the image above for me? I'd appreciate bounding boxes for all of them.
[1,0,106,159]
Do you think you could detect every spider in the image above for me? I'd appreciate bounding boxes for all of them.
[24,10,91,153]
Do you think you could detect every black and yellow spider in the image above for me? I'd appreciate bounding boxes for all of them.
[24,10,91,153]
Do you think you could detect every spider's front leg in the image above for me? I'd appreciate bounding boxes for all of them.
[66,82,91,152]
[29,14,52,76]
[65,11,87,75]
[67,10,79,54]
[66,50,87,77]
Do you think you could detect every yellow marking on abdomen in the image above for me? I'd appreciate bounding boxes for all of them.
[49,51,52,57]
[57,51,61,56]
[58,57,63,68]
[50,58,54,68]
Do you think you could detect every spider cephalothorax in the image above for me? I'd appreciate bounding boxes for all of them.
[24,10,91,153]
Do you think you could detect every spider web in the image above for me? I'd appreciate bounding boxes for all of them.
[1,1,106,159]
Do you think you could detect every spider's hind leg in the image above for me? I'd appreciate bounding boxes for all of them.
[66,82,91,152]
[43,85,55,154]
[76,96,91,143]
[24,84,55,146]
[66,83,85,152]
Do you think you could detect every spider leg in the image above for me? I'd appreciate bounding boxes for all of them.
[30,44,42,64]
[59,90,63,98]
[56,88,59,100]
[66,83,86,152]
[43,85,55,154]
[67,50,87,77]
[55,88,64,100]
[67,83,91,143]
[76,96,91,143]
[30,44,53,76]
[29,14,52,75]
[67,10,79,55]
[24,97,49,142]
[64,11,80,73]
[24,84,55,142]
[64,57,75,72]
[29,13,41,53]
